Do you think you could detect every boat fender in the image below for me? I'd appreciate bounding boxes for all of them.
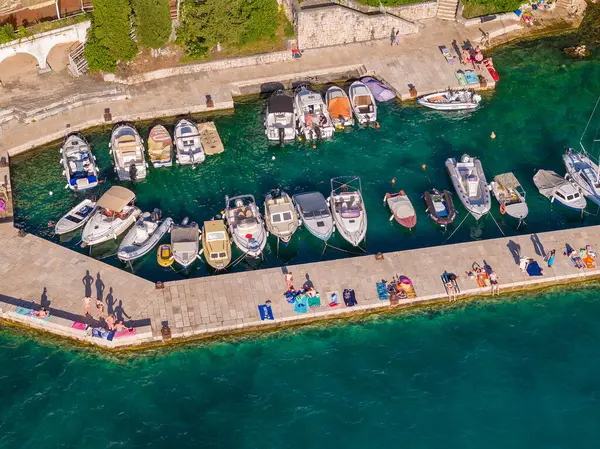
[375,122,380,130]
[181,216,190,226]
[500,203,506,215]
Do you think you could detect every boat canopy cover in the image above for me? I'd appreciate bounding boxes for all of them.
[494,172,521,189]
[388,195,415,219]
[172,224,199,243]
[268,95,294,113]
[295,192,329,216]
[328,97,351,119]
[97,186,135,211]
[533,170,567,199]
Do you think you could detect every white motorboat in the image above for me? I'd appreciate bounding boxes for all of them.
[60,133,99,191]
[82,186,141,247]
[225,194,267,258]
[325,86,354,128]
[171,218,200,268]
[294,86,334,141]
[109,124,147,181]
[117,211,173,262]
[533,169,587,211]
[292,191,334,242]
[54,199,97,235]
[264,189,299,243]
[174,119,205,166]
[417,90,481,111]
[563,148,600,206]
[489,172,529,221]
[264,90,296,143]
[445,154,491,220]
[349,81,377,125]
[385,190,417,230]
[329,176,367,247]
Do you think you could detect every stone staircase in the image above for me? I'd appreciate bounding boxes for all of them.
[437,0,459,21]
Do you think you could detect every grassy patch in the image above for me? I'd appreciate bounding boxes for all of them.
[26,13,91,36]
[461,0,522,19]
[353,0,428,6]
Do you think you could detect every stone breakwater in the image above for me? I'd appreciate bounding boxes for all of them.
[1,220,599,350]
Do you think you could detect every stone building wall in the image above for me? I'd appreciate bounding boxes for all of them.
[297,4,419,50]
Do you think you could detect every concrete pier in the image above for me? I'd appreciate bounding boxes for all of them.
[1,220,599,349]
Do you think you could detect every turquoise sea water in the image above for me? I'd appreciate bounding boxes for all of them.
[10,36,600,283]
[2,285,600,448]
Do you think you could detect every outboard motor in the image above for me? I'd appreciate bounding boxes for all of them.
[278,127,284,145]
[129,163,138,181]
[181,216,190,226]
[151,208,162,222]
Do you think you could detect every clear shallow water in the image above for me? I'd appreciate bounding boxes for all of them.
[2,285,600,448]
[10,36,600,282]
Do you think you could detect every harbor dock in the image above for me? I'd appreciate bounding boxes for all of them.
[1,220,599,349]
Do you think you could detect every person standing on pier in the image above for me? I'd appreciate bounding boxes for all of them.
[393,31,400,47]
[489,271,499,296]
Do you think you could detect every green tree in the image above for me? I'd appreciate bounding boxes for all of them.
[0,24,15,44]
[84,22,117,72]
[132,0,172,49]
[578,1,600,48]
[91,0,137,62]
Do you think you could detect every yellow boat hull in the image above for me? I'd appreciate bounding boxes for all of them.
[157,244,174,267]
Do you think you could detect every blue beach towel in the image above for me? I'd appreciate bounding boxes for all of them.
[15,306,51,321]
[343,289,357,307]
[527,261,544,276]
[92,328,115,340]
[376,282,388,300]
[294,295,308,314]
[258,304,274,321]
[464,70,479,84]
[328,291,339,308]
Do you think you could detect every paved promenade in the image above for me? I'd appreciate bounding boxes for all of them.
[1,219,599,348]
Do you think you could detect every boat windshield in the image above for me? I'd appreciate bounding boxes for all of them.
[207,231,226,241]
[271,212,293,223]
[210,252,227,260]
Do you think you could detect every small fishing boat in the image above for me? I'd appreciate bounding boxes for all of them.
[201,220,232,270]
[171,218,200,268]
[294,86,335,141]
[264,90,296,143]
[109,124,147,181]
[60,133,99,191]
[329,176,367,247]
[325,85,354,128]
[147,125,173,168]
[446,154,491,220]
[385,190,416,230]
[563,148,600,206]
[423,189,456,227]
[349,81,377,125]
[264,189,300,243]
[489,172,529,221]
[225,194,268,258]
[360,77,395,102]
[82,186,141,247]
[117,211,173,262]
[174,119,205,166]
[533,169,587,211]
[157,244,174,267]
[54,198,97,235]
[292,191,334,242]
[417,89,481,111]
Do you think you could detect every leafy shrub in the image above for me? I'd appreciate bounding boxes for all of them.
[0,24,15,44]
[132,0,172,49]
[91,0,137,62]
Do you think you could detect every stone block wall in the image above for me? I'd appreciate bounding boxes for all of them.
[390,1,437,21]
[297,4,419,50]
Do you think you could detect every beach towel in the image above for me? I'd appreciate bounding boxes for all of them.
[455,71,467,86]
[294,295,308,314]
[526,261,543,276]
[343,289,357,307]
[327,291,340,307]
[583,255,596,269]
[15,306,51,321]
[92,327,113,340]
[307,294,321,308]
[440,46,455,64]
[113,328,137,338]
[258,304,274,321]
[464,70,479,84]
[441,272,460,293]
[72,322,87,330]
[376,282,388,300]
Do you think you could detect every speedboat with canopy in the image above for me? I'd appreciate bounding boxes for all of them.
[417,89,481,111]
[171,218,200,268]
[563,148,600,206]
[446,154,491,220]
[225,194,267,258]
[385,190,416,230]
[349,81,377,124]
[117,211,173,262]
[329,176,367,247]
[109,124,147,181]
[360,77,395,102]
[264,189,299,243]
[147,125,173,168]
[325,86,354,128]
[201,220,232,270]
[423,189,456,227]
[174,119,205,166]
[292,191,334,242]
[264,90,296,143]
[533,169,587,211]
[294,86,334,141]
[489,172,529,221]
[60,133,99,191]
[82,186,141,247]
[55,199,97,235]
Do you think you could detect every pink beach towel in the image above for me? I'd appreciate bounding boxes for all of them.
[72,322,87,330]
[113,328,137,339]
